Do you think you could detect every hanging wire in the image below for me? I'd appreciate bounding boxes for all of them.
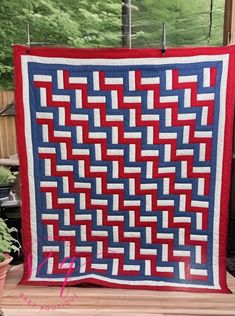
[122,8,224,19]
[170,23,222,34]
[132,9,224,28]
[172,8,223,22]
[131,23,224,37]
[131,22,224,47]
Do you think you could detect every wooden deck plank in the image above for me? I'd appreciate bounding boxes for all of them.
[1,265,235,316]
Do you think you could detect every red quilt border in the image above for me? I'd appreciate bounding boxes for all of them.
[13,44,235,293]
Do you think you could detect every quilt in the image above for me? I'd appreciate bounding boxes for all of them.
[14,45,235,293]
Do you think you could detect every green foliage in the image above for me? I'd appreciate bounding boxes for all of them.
[132,0,225,47]
[0,218,21,263]
[0,0,122,89]
[0,166,16,185]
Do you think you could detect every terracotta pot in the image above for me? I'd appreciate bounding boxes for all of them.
[0,253,12,303]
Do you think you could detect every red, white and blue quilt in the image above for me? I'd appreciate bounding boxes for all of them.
[14,45,235,293]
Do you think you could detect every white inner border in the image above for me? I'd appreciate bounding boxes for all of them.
[21,54,229,289]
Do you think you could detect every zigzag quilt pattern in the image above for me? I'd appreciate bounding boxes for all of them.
[14,45,235,292]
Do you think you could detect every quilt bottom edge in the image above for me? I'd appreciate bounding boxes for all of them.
[18,273,231,294]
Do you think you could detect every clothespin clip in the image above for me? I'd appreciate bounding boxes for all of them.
[161,22,166,55]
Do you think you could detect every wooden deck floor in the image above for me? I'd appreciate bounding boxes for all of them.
[1,265,235,316]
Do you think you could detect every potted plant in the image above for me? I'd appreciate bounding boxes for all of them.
[0,166,16,200]
[0,218,21,305]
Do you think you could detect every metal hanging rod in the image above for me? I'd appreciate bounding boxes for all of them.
[161,22,166,54]
[26,22,31,47]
